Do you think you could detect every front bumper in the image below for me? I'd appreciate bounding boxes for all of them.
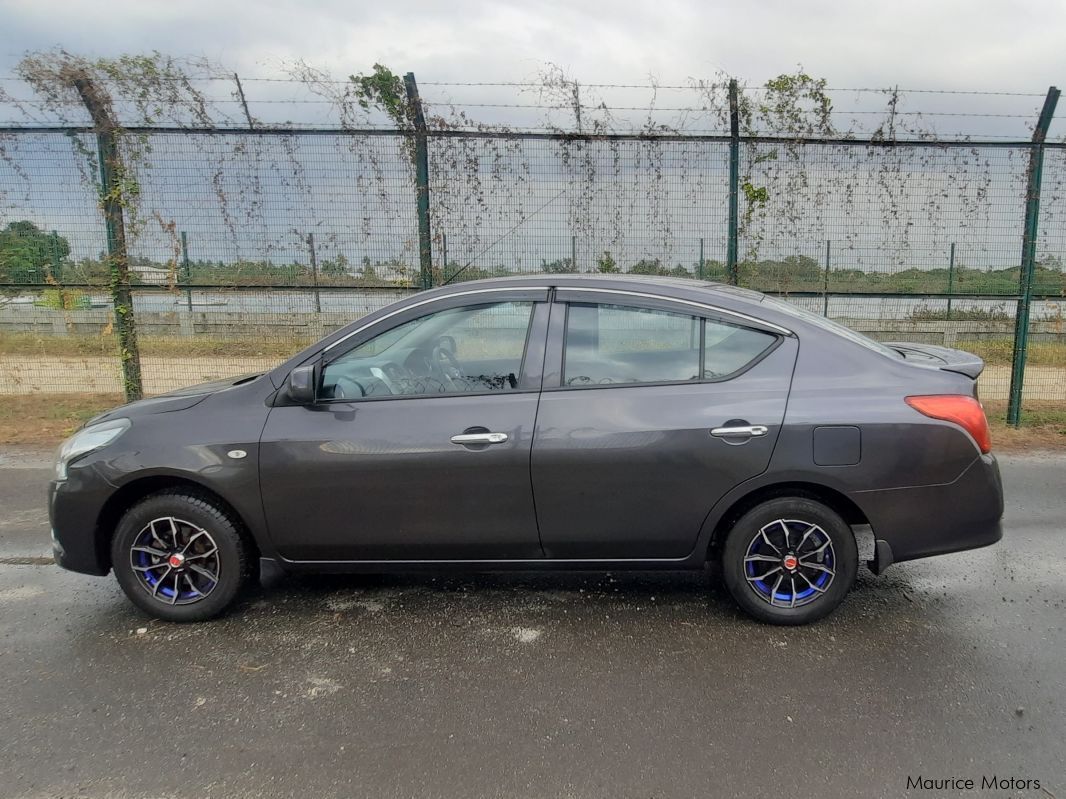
[854,453,1004,569]
[48,468,113,576]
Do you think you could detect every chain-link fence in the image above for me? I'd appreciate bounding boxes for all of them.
[1,123,1064,422]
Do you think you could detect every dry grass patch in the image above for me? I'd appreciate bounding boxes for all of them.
[0,393,123,445]
[956,339,1066,367]
[0,333,308,359]
[984,401,1066,452]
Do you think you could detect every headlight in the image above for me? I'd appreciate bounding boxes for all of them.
[55,418,131,480]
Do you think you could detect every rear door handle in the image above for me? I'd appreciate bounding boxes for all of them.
[450,432,509,445]
[711,425,769,438]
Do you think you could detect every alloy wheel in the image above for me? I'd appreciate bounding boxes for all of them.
[743,518,836,608]
[129,516,221,605]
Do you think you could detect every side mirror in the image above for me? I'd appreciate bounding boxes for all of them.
[287,363,317,404]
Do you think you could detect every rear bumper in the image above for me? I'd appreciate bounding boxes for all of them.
[853,453,1004,568]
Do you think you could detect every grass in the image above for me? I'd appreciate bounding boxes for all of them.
[956,339,1066,367]
[0,393,123,445]
[984,401,1066,451]
[0,332,309,359]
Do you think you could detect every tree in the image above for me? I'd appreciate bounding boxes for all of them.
[541,257,577,274]
[782,254,821,280]
[0,221,70,283]
[1037,254,1063,272]
[596,250,619,273]
[628,258,667,276]
[320,253,350,278]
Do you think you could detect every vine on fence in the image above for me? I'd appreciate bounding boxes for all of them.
[0,51,1060,299]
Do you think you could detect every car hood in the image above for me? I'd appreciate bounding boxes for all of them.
[156,372,264,397]
[84,372,264,426]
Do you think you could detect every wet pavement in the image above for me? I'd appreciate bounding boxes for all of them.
[1,449,1063,798]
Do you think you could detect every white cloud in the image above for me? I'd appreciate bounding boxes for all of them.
[2,0,1063,90]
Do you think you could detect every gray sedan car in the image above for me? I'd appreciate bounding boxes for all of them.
[49,275,1003,625]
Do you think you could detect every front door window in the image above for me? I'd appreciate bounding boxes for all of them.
[321,301,535,399]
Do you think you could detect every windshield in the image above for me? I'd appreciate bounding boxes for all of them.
[761,296,901,359]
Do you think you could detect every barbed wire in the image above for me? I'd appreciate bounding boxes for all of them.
[0,75,1050,97]
[0,70,1049,140]
[422,101,1035,118]
[1,95,1039,119]
[421,81,1047,96]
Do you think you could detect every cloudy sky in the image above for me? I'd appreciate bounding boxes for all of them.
[2,0,1064,136]
[0,0,1062,88]
[1,0,1064,274]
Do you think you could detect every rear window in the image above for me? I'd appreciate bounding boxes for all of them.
[564,303,699,385]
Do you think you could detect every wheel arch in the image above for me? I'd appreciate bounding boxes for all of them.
[705,480,870,562]
[95,474,261,573]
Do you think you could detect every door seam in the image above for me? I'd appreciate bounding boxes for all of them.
[528,300,554,557]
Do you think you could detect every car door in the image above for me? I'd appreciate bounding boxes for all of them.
[531,290,798,559]
[259,289,550,562]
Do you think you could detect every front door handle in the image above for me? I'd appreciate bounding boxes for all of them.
[450,432,509,445]
[711,425,769,438]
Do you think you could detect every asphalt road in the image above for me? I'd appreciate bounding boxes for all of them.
[0,448,1063,798]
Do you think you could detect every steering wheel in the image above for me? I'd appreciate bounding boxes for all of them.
[333,376,366,399]
[431,343,464,389]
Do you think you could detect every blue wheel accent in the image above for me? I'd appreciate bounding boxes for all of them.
[743,519,836,609]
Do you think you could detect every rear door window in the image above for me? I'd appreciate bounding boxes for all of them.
[561,302,777,387]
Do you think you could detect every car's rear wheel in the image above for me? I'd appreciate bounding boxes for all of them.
[722,497,857,625]
[111,490,250,622]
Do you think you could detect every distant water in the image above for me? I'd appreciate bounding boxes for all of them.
[6,289,1063,322]
[138,290,1061,322]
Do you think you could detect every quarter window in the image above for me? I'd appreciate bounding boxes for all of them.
[561,302,776,387]
[702,318,778,379]
[321,301,534,399]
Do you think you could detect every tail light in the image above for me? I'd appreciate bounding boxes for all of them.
[905,395,992,454]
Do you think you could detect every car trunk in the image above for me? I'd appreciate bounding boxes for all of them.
[884,342,985,380]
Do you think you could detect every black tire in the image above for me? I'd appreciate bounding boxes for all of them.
[721,496,857,625]
[110,489,251,622]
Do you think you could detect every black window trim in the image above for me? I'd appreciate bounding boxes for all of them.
[554,286,793,336]
[322,286,550,355]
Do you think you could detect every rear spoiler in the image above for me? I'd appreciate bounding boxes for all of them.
[884,342,985,380]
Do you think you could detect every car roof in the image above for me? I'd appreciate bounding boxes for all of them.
[425,273,770,308]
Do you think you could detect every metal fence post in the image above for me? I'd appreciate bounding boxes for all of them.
[307,232,322,314]
[823,240,831,316]
[947,242,955,319]
[404,72,433,290]
[698,238,704,280]
[71,73,143,402]
[1007,86,1060,427]
[727,79,740,286]
[441,232,448,281]
[180,231,193,311]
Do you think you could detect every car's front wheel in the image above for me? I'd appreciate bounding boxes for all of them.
[722,496,857,625]
[111,489,251,622]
